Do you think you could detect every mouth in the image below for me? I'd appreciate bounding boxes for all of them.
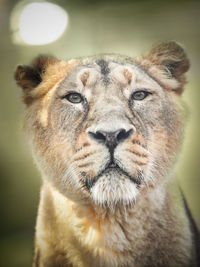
[83,161,143,191]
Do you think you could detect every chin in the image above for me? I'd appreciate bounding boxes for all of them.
[90,168,139,209]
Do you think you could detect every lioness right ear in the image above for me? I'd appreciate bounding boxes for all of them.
[15,55,57,104]
[141,41,190,94]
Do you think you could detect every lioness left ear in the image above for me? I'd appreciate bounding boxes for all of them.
[15,55,58,104]
[141,41,190,94]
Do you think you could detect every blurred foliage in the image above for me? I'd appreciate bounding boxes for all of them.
[0,0,199,266]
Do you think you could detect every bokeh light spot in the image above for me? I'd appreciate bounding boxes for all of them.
[11,1,68,45]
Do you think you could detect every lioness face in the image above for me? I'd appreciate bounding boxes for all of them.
[15,42,189,208]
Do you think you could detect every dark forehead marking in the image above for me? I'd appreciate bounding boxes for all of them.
[96,59,110,76]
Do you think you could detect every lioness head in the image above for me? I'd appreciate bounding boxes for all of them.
[15,42,189,208]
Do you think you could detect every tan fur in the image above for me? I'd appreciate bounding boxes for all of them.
[15,42,199,266]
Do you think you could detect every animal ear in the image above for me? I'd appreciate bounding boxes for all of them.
[141,41,190,94]
[15,55,58,104]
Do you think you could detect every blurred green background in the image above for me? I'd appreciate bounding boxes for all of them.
[0,0,199,266]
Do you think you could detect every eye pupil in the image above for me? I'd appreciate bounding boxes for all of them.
[65,93,83,103]
[132,91,149,100]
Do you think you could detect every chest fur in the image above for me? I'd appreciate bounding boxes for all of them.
[35,184,193,267]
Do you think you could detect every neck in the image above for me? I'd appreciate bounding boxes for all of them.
[36,180,192,267]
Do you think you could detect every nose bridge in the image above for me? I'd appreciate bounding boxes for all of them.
[95,109,130,132]
[87,90,133,133]
[88,102,134,135]
[86,93,135,148]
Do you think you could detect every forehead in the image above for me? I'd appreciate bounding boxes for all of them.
[58,56,162,94]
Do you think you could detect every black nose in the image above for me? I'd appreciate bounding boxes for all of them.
[88,128,133,149]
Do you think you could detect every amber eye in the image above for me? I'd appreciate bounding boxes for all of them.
[132,90,151,101]
[64,92,83,104]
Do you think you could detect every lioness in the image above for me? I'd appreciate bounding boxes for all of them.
[15,42,199,267]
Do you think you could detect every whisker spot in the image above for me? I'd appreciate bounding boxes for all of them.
[126,149,148,158]
[131,160,147,166]
[78,162,94,168]
[73,151,96,162]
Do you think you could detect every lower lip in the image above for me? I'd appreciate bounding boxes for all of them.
[84,166,141,191]
[104,166,142,185]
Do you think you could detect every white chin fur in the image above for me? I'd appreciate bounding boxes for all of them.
[90,172,139,209]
